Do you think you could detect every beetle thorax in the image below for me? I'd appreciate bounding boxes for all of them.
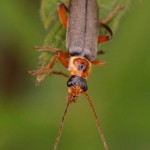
[68,56,91,79]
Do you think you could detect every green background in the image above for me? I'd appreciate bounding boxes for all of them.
[0,0,150,150]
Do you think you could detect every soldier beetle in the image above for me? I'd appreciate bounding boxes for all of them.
[29,0,125,149]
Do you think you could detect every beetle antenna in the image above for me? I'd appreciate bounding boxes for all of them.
[82,92,109,150]
[53,100,71,150]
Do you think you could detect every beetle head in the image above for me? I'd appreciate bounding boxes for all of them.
[67,75,87,102]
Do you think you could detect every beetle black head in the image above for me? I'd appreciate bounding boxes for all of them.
[67,75,88,91]
[67,75,88,101]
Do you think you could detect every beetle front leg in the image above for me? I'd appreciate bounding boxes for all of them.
[91,59,106,66]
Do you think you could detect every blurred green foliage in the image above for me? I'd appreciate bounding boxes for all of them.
[0,0,150,150]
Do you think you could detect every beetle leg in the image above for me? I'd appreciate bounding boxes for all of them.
[98,23,112,43]
[56,50,69,68]
[57,2,68,28]
[49,71,69,78]
[101,4,125,25]
[34,46,70,68]
[33,46,61,53]
[29,55,57,84]
[29,49,69,84]
[98,4,125,44]
[91,59,106,66]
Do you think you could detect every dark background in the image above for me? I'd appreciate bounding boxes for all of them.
[0,0,150,150]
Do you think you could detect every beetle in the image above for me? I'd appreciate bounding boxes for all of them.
[29,0,125,149]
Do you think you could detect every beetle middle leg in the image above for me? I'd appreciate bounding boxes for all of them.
[29,47,69,84]
[91,59,106,66]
